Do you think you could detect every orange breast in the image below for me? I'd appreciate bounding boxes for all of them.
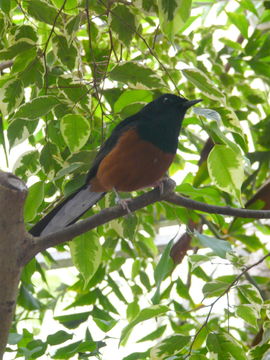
[90,129,175,192]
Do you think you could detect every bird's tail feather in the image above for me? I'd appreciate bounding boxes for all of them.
[29,185,106,236]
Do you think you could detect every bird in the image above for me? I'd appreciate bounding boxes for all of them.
[29,93,202,237]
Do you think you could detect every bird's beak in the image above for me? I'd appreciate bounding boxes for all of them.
[183,99,202,109]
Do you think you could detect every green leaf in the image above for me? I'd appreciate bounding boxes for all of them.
[54,312,91,329]
[215,106,244,138]
[177,183,222,203]
[207,144,245,205]
[126,301,140,321]
[141,271,153,291]
[179,14,201,34]
[25,0,61,26]
[238,284,263,306]
[227,12,249,38]
[123,214,138,240]
[190,356,208,360]
[60,114,90,153]
[8,333,23,345]
[66,13,82,35]
[21,258,36,285]
[8,119,37,148]
[3,78,23,113]
[219,37,244,51]
[91,306,117,332]
[236,305,259,329]
[249,344,270,360]
[182,68,225,101]
[14,24,38,42]
[131,259,141,279]
[154,239,174,286]
[202,281,228,298]
[114,90,153,113]
[122,351,150,360]
[107,275,128,303]
[18,285,41,310]
[0,78,24,116]
[108,257,126,273]
[65,290,98,310]
[98,291,119,314]
[13,150,40,180]
[240,0,258,16]
[194,231,232,259]
[137,325,166,343]
[14,96,59,120]
[24,181,44,222]
[206,120,245,155]
[150,335,191,359]
[26,339,47,358]
[206,333,246,360]
[47,331,73,346]
[70,232,102,287]
[20,58,44,88]
[109,62,164,89]
[120,305,169,345]
[53,35,77,70]
[55,163,83,180]
[51,0,78,12]
[40,142,61,178]
[158,0,192,40]
[176,277,194,304]
[57,77,89,107]
[152,239,174,304]
[52,341,82,359]
[248,59,270,78]
[0,0,11,13]
[189,254,210,271]
[110,5,136,46]
[0,40,34,60]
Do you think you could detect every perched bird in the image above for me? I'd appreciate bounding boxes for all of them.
[30,94,201,236]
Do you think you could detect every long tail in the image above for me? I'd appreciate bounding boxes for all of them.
[29,185,106,236]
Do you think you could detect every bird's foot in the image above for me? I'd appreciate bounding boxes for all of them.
[152,177,168,195]
[113,188,132,214]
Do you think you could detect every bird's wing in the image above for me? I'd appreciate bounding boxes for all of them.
[29,113,142,237]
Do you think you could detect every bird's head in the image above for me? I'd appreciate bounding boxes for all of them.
[141,93,202,120]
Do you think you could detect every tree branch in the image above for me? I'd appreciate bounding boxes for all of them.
[20,179,270,266]
[20,178,176,265]
[165,192,270,218]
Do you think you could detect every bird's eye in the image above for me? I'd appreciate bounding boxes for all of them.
[163,97,169,103]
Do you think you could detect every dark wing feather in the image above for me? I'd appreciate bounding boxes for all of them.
[86,113,141,182]
[30,113,142,236]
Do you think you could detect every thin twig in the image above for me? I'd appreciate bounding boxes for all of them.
[98,0,182,95]
[184,251,270,358]
[109,29,119,62]
[165,192,270,219]
[0,61,13,72]
[42,0,68,93]
[152,25,160,50]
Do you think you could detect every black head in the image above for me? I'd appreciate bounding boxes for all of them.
[140,93,202,119]
[137,94,202,153]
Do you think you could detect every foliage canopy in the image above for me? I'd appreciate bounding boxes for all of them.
[1,0,270,359]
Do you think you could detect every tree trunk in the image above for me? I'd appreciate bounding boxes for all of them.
[0,172,28,359]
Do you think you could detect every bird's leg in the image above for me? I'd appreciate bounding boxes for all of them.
[152,177,168,195]
[113,188,132,214]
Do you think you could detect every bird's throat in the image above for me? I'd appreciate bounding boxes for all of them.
[137,119,182,154]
